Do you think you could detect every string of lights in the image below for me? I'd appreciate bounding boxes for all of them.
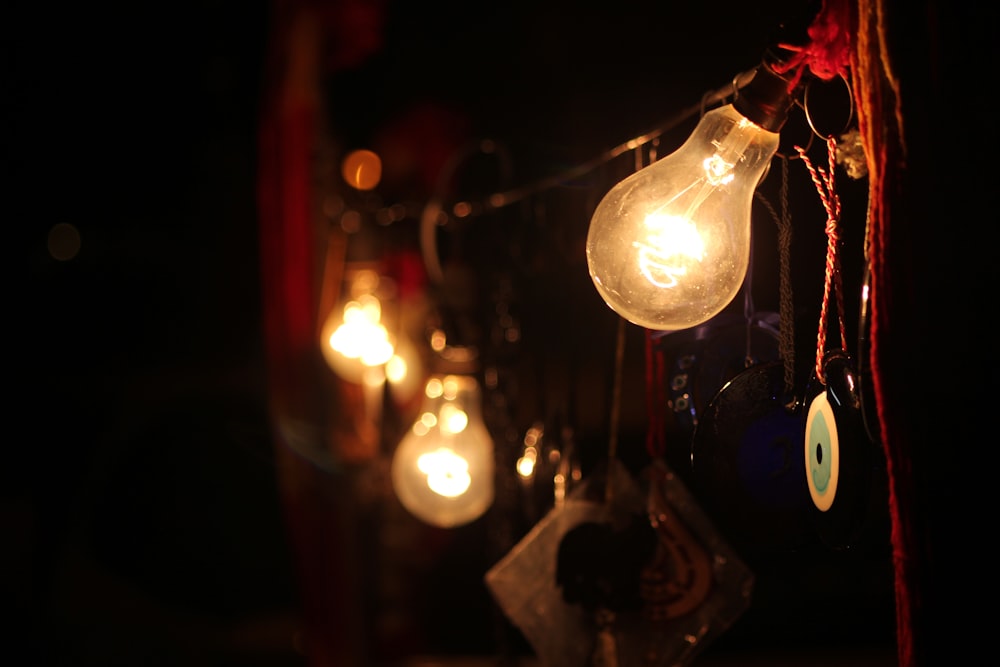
[439,68,758,218]
[417,68,759,286]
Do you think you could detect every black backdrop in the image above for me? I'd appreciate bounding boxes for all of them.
[12,1,901,665]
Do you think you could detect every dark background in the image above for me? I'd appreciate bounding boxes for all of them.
[11,1,897,665]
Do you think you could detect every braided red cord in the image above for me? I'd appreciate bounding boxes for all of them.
[797,136,848,384]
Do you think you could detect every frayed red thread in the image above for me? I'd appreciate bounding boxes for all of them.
[773,0,852,92]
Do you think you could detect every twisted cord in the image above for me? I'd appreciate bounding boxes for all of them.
[797,135,847,384]
[753,157,797,398]
[777,156,797,395]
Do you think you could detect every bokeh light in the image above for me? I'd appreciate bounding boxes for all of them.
[341,149,382,191]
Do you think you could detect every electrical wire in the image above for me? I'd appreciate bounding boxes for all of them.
[419,69,758,286]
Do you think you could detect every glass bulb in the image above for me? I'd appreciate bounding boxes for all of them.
[391,374,495,527]
[320,269,396,383]
[586,103,781,331]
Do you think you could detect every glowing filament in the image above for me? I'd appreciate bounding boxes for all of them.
[417,447,472,497]
[634,214,706,288]
[327,294,394,367]
[703,153,735,186]
[390,373,495,526]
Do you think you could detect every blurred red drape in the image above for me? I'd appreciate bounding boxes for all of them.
[256,1,382,664]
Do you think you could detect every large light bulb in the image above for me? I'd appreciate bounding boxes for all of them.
[586,61,794,331]
[391,373,495,527]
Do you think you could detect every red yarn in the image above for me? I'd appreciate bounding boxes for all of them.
[774,0,853,90]
[796,137,848,384]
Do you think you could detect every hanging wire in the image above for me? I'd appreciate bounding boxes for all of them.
[604,142,652,506]
[422,69,758,224]
[413,67,783,300]
[753,157,798,403]
[417,68,762,333]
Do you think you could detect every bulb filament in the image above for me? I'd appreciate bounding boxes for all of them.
[634,214,706,288]
[417,447,472,497]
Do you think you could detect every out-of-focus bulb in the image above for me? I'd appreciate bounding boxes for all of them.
[391,374,495,527]
[586,60,794,331]
[320,269,395,384]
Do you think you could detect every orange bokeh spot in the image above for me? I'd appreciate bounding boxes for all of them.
[341,149,382,191]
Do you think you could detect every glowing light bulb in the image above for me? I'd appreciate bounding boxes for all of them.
[391,374,495,527]
[320,269,396,383]
[586,60,794,331]
[328,295,393,363]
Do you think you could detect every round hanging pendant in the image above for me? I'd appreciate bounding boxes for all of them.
[655,311,780,472]
[804,390,839,511]
[803,350,874,549]
[690,361,811,554]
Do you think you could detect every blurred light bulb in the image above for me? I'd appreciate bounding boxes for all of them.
[391,374,495,527]
[586,60,794,331]
[320,269,396,383]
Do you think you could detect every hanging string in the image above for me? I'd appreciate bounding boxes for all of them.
[605,145,651,504]
[753,156,797,400]
[777,156,797,397]
[796,136,847,384]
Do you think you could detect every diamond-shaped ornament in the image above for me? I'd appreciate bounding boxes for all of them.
[485,458,753,667]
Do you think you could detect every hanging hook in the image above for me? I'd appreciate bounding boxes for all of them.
[803,73,855,140]
[419,197,446,286]
[418,139,513,288]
